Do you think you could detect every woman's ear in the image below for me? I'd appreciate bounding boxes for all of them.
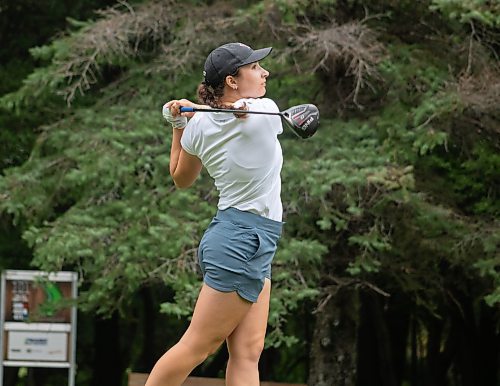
[225,75,238,90]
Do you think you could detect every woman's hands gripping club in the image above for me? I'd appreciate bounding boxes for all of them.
[162,99,208,129]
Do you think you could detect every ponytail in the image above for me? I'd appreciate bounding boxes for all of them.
[197,81,247,117]
[197,82,225,109]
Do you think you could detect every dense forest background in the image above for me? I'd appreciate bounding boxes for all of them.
[0,0,498,385]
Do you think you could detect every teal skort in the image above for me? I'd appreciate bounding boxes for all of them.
[198,207,283,303]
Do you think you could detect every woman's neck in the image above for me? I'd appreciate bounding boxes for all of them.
[220,89,243,105]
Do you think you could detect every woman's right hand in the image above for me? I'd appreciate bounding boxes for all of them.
[164,99,206,119]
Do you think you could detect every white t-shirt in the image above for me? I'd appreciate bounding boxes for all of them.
[181,98,284,221]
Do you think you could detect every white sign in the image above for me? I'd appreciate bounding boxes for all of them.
[7,331,67,361]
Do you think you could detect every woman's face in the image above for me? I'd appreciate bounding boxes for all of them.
[231,62,269,98]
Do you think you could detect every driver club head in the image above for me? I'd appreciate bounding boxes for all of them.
[281,104,320,139]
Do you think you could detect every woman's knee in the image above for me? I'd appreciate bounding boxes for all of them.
[206,337,225,357]
[228,335,265,363]
[180,332,225,361]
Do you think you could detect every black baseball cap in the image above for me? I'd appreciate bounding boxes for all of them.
[203,42,272,87]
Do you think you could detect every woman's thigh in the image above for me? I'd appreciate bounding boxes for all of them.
[179,283,253,353]
[226,279,271,359]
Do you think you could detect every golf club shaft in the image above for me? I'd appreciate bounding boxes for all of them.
[180,107,282,116]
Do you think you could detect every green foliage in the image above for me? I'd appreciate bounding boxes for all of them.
[267,238,325,347]
[272,0,337,23]
[473,230,500,306]
[266,67,322,108]
[346,224,390,275]
[0,99,214,314]
[376,45,463,161]
[431,0,500,27]
[0,113,35,171]
[0,1,183,109]
[0,1,499,379]
[417,140,500,216]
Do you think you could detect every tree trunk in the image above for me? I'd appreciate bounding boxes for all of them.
[91,312,123,386]
[369,294,398,386]
[308,287,359,386]
[3,367,19,386]
[385,294,411,386]
[135,286,157,372]
[357,291,398,386]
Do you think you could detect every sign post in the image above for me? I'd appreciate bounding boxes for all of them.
[0,270,77,386]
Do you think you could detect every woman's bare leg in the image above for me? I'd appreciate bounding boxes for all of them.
[144,284,253,386]
[225,279,271,386]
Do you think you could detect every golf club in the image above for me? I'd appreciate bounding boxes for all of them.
[179,104,319,139]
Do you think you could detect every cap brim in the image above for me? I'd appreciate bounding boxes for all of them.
[240,47,272,66]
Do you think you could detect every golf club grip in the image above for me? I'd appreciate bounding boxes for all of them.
[180,107,195,112]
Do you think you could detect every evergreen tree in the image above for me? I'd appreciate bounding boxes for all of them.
[0,1,498,384]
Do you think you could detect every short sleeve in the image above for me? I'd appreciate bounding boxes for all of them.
[259,98,283,135]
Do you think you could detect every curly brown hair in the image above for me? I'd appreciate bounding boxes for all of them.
[197,71,247,117]
[196,82,226,109]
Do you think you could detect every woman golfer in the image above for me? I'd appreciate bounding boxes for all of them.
[145,42,284,386]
